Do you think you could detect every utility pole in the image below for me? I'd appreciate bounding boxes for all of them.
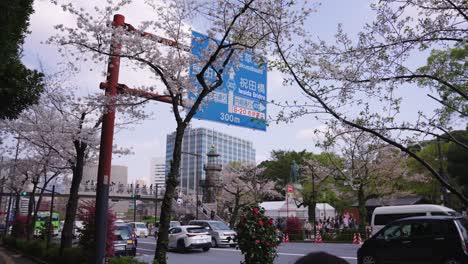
[154,184,158,223]
[133,194,137,223]
[437,137,450,206]
[46,185,55,248]
[311,167,316,238]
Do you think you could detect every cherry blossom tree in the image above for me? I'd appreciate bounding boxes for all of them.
[48,0,308,262]
[271,0,468,204]
[220,163,278,227]
[1,71,139,250]
[323,127,409,233]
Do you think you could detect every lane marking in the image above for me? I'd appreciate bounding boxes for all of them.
[138,241,157,245]
[137,248,156,252]
[211,248,357,260]
[136,244,357,260]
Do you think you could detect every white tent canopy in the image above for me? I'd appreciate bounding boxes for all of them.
[259,201,336,221]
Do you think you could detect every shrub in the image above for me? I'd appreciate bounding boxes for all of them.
[3,236,16,248]
[23,240,46,258]
[59,247,87,264]
[11,214,27,238]
[286,217,303,240]
[77,200,116,259]
[237,205,278,264]
[109,256,147,264]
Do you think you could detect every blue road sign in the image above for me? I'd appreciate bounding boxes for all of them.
[188,31,267,131]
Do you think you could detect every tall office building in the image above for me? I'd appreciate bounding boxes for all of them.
[150,157,166,188]
[166,127,256,195]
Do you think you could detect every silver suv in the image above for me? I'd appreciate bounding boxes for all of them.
[189,220,237,248]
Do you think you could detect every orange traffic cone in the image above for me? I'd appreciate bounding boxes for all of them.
[357,233,363,244]
[285,233,290,243]
[352,233,359,244]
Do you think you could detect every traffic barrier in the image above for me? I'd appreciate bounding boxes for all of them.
[314,231,323,243]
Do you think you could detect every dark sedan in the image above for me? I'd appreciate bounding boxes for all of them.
[113,224,137,256]
[358,216,468,264]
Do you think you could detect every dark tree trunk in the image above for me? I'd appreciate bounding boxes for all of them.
[357,186,367,235]
[26,183,38,240]
[155,124,186,264]
[229,192,241,228]
[11,193,21,238]
[60,144,86,253]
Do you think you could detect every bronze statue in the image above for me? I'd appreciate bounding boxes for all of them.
[290,160,300,183]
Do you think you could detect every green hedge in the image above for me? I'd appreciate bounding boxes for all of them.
[2,237,145,264]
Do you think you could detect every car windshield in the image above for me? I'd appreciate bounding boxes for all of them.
[136,223,146,228]
[170,221,181,227]
[456,219,468,240]
[210,221,231,230]
[114,226,131,240]
[187,227,208,234]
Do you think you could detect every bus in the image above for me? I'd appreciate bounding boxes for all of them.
[34,211,60,237]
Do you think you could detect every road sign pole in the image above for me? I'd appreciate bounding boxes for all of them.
[94,14,125,264]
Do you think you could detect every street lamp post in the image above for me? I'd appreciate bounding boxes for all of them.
[181,151,201,219]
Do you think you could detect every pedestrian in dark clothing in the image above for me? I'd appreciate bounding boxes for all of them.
[294,252,348,264]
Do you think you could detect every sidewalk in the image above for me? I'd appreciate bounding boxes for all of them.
[0,247,36,264]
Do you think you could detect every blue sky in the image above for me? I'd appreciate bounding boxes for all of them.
[22,0,435,184]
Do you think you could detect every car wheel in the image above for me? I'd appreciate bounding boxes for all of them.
[211,238,218,248]
[202,247,210,252]
[361,255,377,264]
[443,259,461,264]
[177,239,186,252]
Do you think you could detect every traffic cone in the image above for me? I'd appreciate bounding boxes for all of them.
[352,233,359,244]
[285,233,289,243]
[357,233,363,244]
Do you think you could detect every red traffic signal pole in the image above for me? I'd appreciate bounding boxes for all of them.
[94,14,124,264]
[94,14,177,264]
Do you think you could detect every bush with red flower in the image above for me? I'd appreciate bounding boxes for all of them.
[286,216,303,241]
[236,205,278,264]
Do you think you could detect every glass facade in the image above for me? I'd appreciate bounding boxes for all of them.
[165,127,256,195]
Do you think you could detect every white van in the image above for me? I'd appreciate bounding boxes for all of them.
[371,204,458,235]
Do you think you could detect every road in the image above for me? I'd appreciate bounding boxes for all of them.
[135,237,359,264]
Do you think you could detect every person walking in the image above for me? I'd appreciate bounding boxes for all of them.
[304,221,312,240]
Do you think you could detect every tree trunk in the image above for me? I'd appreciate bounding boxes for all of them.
[155,124,185,264]
[357,186,366,235]
[229,192,241,228]
[11,193,21,238]
[26,183,38,240]
[60,145,86,253]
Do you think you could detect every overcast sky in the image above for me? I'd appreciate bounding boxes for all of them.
[22,0,434,184]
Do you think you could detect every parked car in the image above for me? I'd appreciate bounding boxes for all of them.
[168,225,211,252]
[358,215,468,264]
[152,221,181,237]
[113,224,137,256]
[189,220,237,248]
[129,222,149,238]
[170,221,181,228]
[371,204,458,235]
[126,224,138,247]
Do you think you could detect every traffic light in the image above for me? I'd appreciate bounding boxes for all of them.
[20,191,28,196]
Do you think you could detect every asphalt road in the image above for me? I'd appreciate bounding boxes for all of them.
[135,237,359,264]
